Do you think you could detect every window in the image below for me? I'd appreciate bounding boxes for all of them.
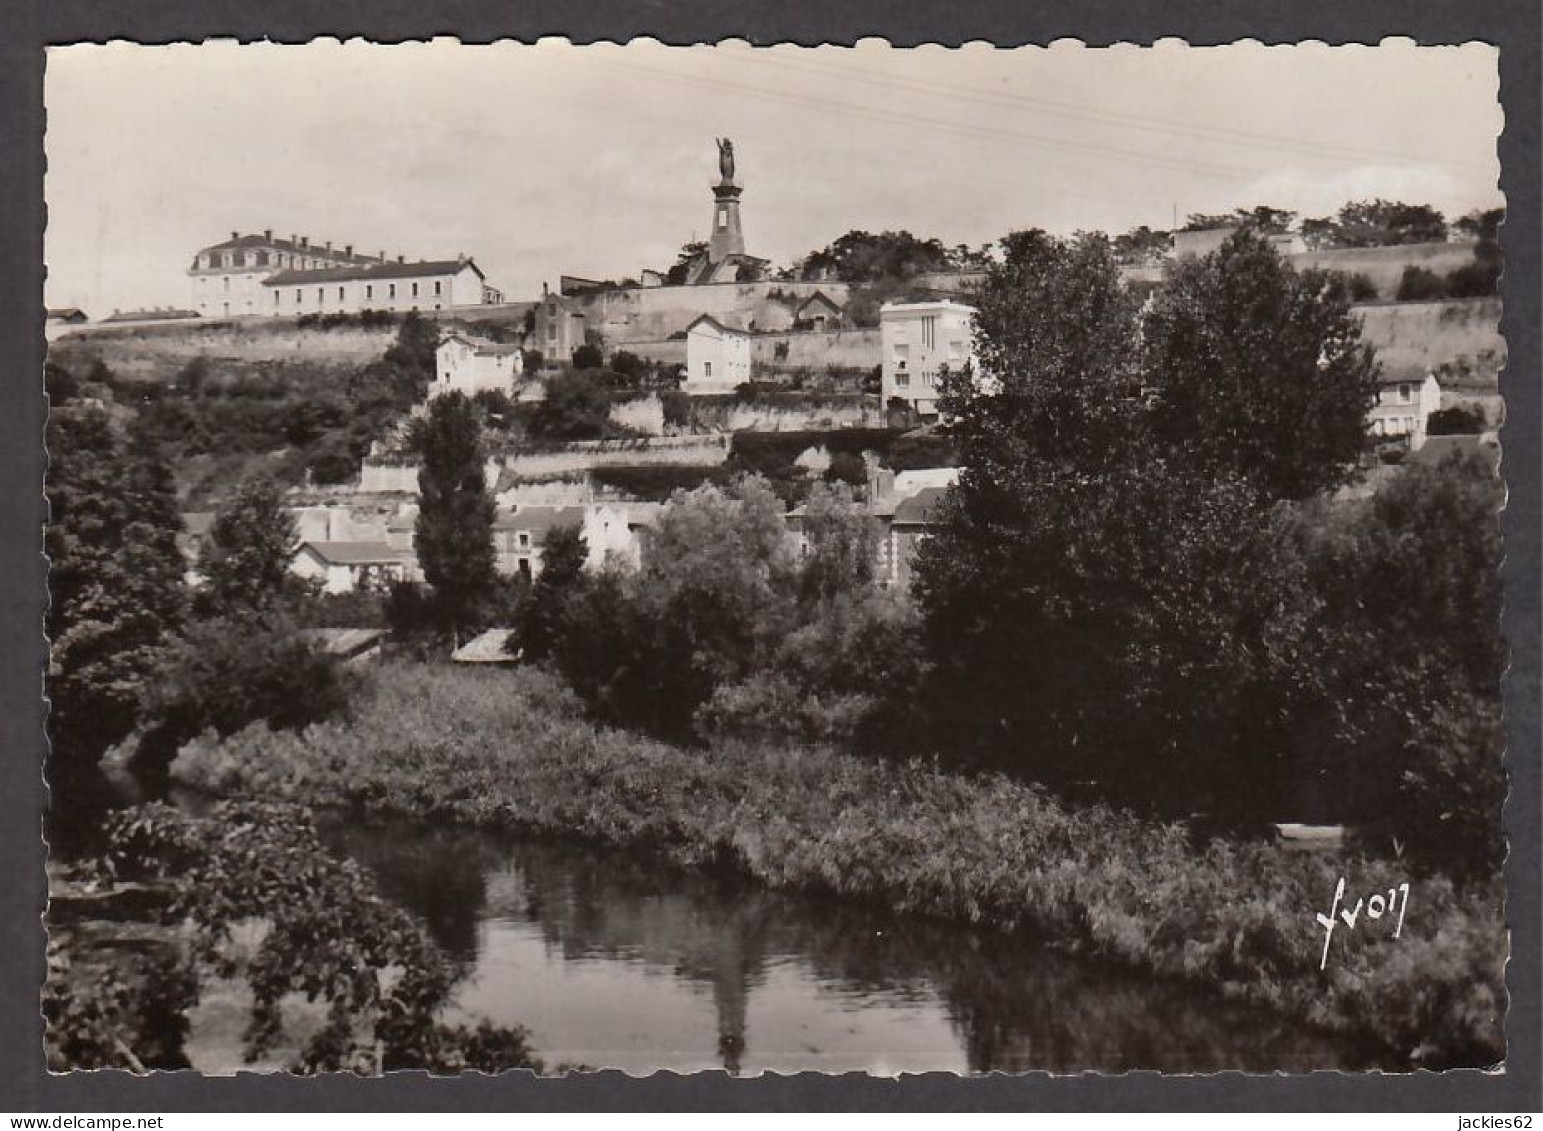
[434,280,442,296]
[920,316,937,349]
[223,276,230,292]
[366,285,373,300]
[295,289,302,302]
[704,361,713,378]
[389,284,396,299]
[338,286,345,300]
[518,558,532,579]
[895,373,910,387]
[318,288,325,304]
[1398,383,1413,403]
[273,291,280,306]
[411,282,420,298]
[517,532,531,550]
[717,208,728,229]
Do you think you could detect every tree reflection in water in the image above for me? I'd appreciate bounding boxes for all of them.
[321,819,1380,1075]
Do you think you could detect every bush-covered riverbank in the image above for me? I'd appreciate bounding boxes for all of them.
[169,661,1506,1069]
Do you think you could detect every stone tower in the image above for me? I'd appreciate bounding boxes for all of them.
[707,137,746,265]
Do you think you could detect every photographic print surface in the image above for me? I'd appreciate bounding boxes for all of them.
[42,38,1506,1076]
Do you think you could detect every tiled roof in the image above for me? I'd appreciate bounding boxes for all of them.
[298,540,411,565]
[452,627,519,663]
[493,506,583,540]
[298,627,386,657]
[893,485,950,525]
[442,331,522,357]
[196,233,383,265]
[795,290,843,314]
[264,259,483,287]
[685,313,751,336]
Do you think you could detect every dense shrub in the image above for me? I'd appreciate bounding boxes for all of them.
[1396,266,1447,302]
[1426,405,1487,435]
[589,465,733,502]
[570,343,603,370]
[140,613,352,762]
[169,661,1506,1069]
[1445,260,1501,298]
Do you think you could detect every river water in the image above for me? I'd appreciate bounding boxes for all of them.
[49,771,1379,1076]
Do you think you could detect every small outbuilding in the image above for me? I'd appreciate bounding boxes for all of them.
[683,314,752,394]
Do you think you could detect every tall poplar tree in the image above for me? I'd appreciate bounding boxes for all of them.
[414,392,497,642]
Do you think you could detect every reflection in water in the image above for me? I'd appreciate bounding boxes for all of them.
[323,820,1379,1076]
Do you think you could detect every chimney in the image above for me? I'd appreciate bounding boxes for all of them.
[289,233,297,247]
[231,230,239,241]
[264,228,273,241]
[344,244,353,257]
[325,240,333,253]
[397,254,405,264]
[300,236,309,249]
[378,249,386,262]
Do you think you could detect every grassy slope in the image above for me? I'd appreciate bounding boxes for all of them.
[169,661,1506,1070]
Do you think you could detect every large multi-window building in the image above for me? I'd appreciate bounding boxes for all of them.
[188,231,503,318]
[879,299,978,420]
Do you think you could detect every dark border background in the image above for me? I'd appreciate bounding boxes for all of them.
[3,0,1537,1112]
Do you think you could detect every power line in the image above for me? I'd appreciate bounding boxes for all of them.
[592,56,1264,182]
[740,50,1495,176]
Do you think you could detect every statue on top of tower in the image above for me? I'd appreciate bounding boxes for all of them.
[716,137,736,183]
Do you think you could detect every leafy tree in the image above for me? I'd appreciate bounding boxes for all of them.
[140,611,350,760]
[46,408,186,768]
[517,523,588,663]
[1334,199,1448,246]
[1300,216,1341,250]
[1453,207,1504,243]
[1285,454,1504,870]
[798,480,881,602]
[197,476,300,615]
[798,230,950,283]
[914,229,1334,816]
[413,392,497,642]
[552,477,798,737]
[383,311,440,387]
[1111,225,1172,265]
[60,801,542,1073]
[938,229,1142,472]
[530,370,612,441]
[570,343,604,370]
[664,240,708,285]
[1142,229,1379,501]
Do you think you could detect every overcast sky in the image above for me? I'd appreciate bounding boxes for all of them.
[44,38,1501,316]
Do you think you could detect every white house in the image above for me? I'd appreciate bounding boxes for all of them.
[1369,372,1442,450]
[683,314,752,394]
[880,300,977,420]
[261,256,493,317]
[291,541,413,594]
[431,332,527,401]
